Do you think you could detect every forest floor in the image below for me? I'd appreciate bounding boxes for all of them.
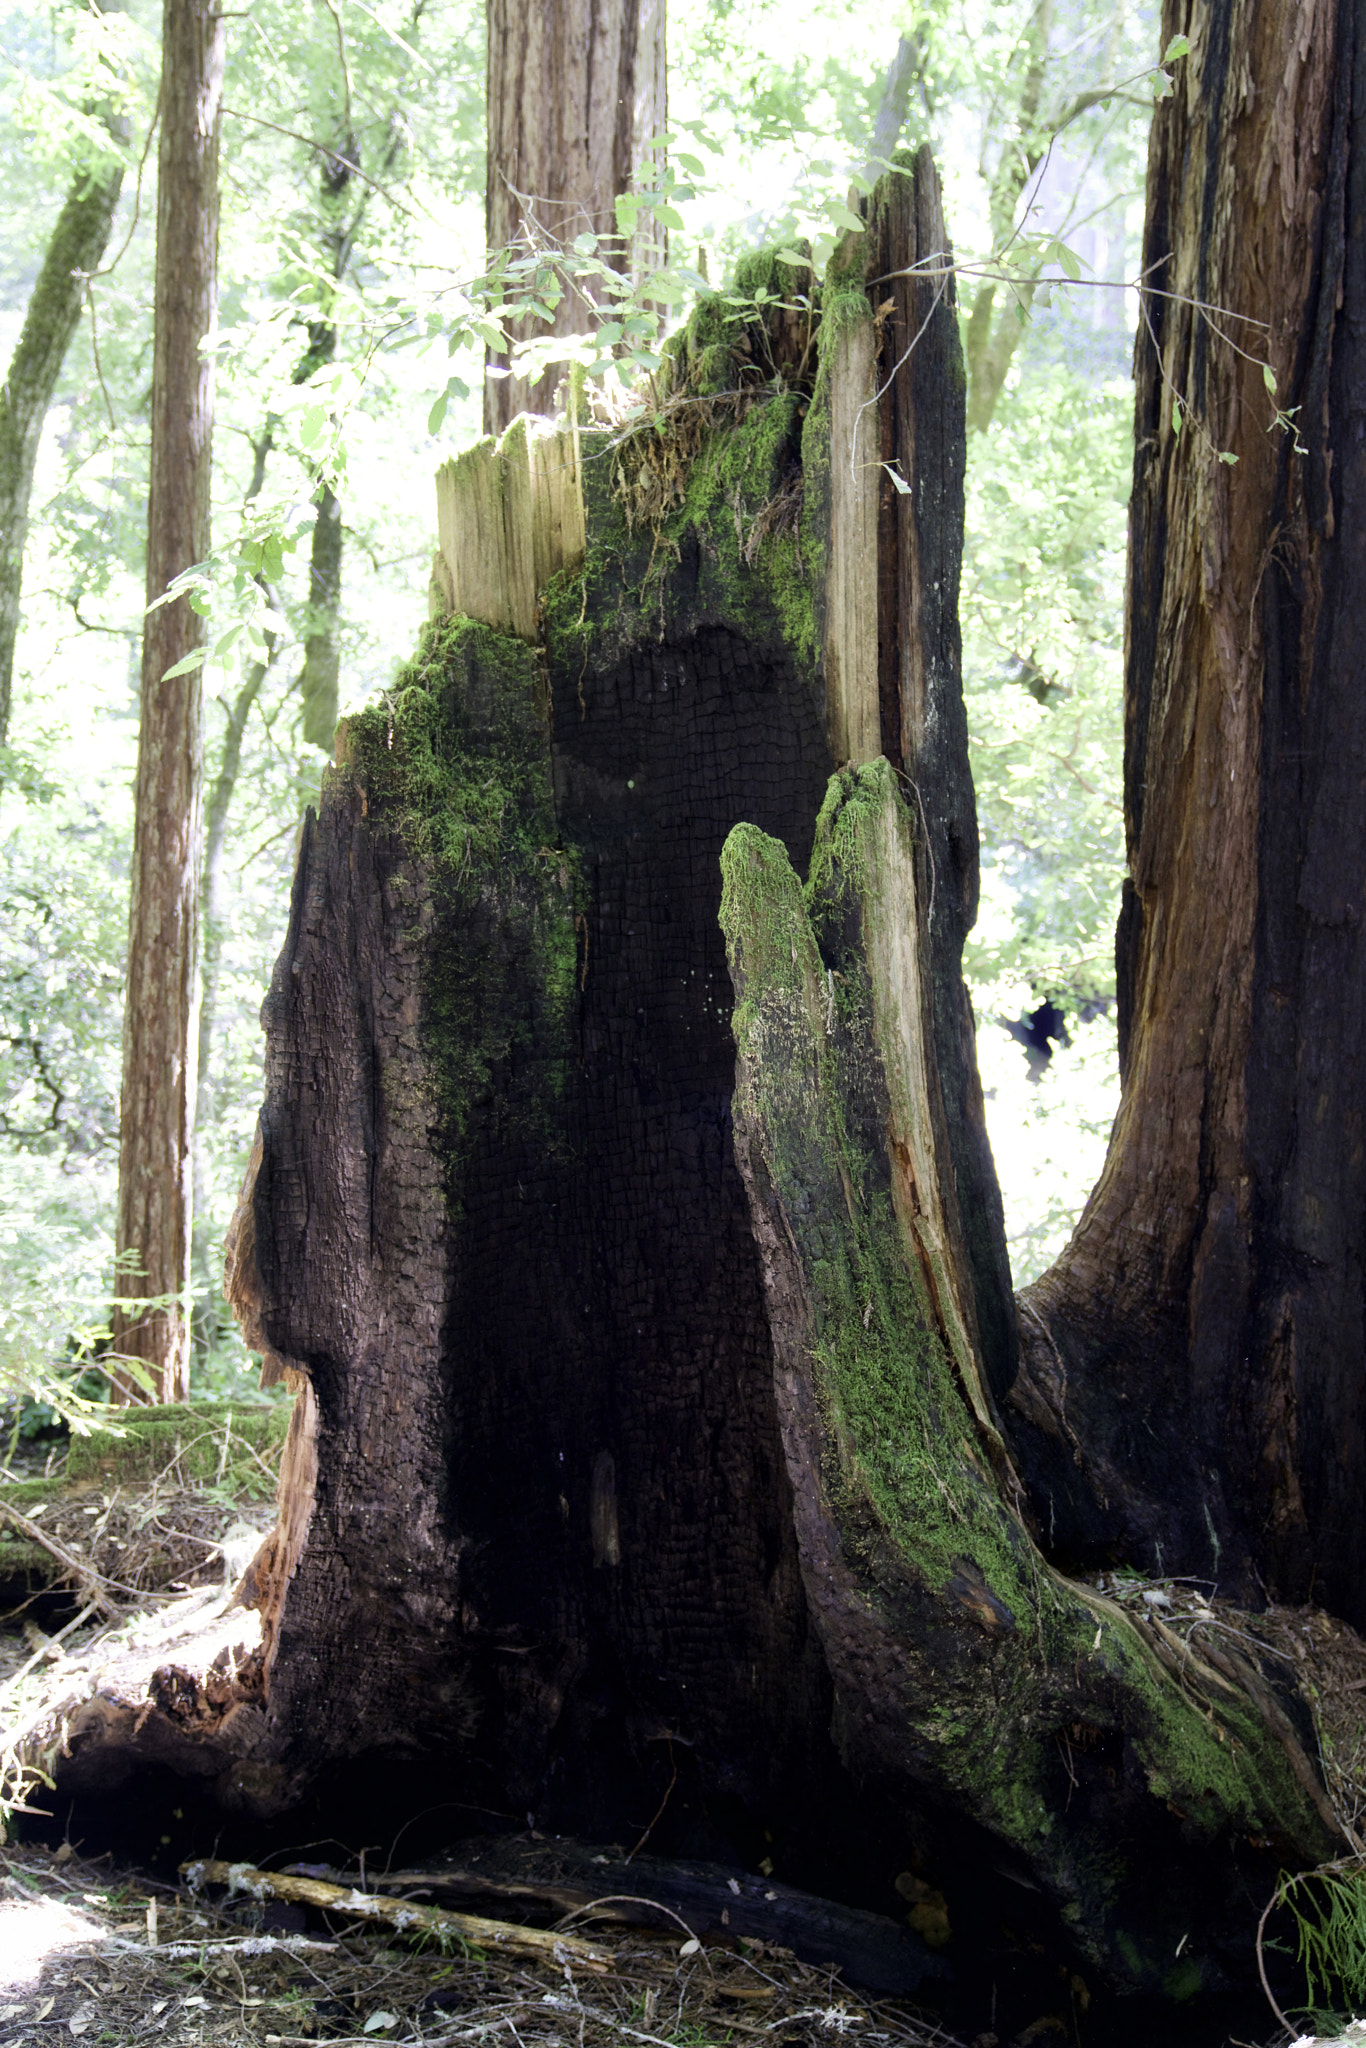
[0,1835,968,2048]
[0,1407,1359,2048]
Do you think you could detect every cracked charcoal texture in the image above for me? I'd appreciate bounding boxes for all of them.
[237,584,867,1852]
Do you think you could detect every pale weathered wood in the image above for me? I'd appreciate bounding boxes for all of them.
[430,414,585,640]
[181,1860,616,1970]
[821,313,880,766]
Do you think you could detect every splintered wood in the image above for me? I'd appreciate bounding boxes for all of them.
[430,413,585,640]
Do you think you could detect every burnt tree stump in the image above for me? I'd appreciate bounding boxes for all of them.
[189,152,1342,2020]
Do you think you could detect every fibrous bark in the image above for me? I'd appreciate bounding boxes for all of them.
[177,149,1344,2027]
[1006,0,1366,1629]
[484,0,666,433]
[112,0,224,1401]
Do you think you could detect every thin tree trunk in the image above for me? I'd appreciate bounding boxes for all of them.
[111,0,224,1404]
[0,128,125,756]
[297,481,342,748]
[1006,0,1366,1625]
[190,652,269,1323]
[484,0,666,434]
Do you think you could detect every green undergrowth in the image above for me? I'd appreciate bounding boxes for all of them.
[1264,1862,1366,2026]
[719,761,1335,1980]
[343,614,578,1161]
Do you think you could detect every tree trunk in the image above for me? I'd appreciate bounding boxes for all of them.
[196,158,1343,2030]
[483,0,666,434]
[297,481,342,749]
[0,125,125,756]
[112,0,224,1403]
[1004,0,1366,1630]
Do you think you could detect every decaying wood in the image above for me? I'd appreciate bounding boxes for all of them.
[721,759,1337,1992]
[190,139,1349,2026]
[181,1860,617,1970]
[820,311,880,765]
[330,1839,948,1994]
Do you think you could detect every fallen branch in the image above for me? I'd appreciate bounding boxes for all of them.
[180,1859,618,1971]
[0,1503,120,1620]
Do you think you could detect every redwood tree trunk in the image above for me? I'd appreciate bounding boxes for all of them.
[484,0,666,433]
[1005,0,1366,1629]
[112,0,224,1402]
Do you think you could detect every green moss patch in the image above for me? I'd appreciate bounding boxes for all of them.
[344,614,578,1164]
[64,1402,287,1487]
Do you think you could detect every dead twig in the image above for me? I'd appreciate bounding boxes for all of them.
[182,1859,619,1972]
[0,1502,120,1618]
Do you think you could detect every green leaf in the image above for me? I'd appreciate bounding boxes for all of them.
[882,463,912,496]
[1218,450,1239,465]
[299,404,327,449]
[428,390,449,435]
[161,648,207,680]
[823,199,865,234]
[1054,242,1083,283]
[213,627,242,658]
[596,322,624,347]
[1262,363,1278,395]
[774,248,811,268]
[1171,400,1183,440]
[1163,33,1191,60]
[654,204,686,231]
[675,152,705,177]
[261,537,285,583]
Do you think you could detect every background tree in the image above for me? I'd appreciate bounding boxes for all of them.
[483,0,667,431]
[1007,0,1366,1631]
[0,2,126,763]
[110,0,225,1402]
